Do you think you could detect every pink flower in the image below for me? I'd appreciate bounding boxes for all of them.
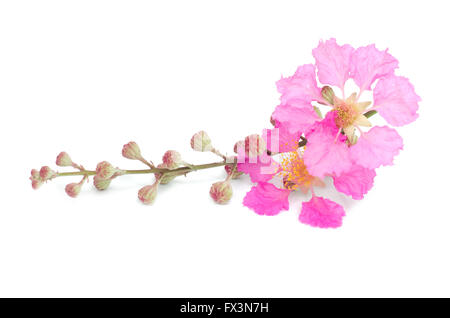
[275,39,419,179]
[332,165,376,200]
[299,196,346,229]
[243,182,290,216]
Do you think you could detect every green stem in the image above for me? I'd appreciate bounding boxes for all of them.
[55,161,229,178]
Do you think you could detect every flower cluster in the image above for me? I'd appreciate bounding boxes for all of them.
[29,38,420,229]
[238,38,420,228]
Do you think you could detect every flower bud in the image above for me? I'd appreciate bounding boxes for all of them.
[65,182,82,198]
[31,180,43,190]
[244,134,266,157]
[138,182,159,205]
[39,166,57,181]
[96,161,119,179]
[56,152,73,167]
[225,164,243,179]
[31,169,40,179]
[190,131,212,152]
[93,175,112,191]
[122,141,142,160]
[270,116,277,126]
[155,163,177,185]
[233,140,245,154]
[30,169,43,189]
[209,181,233,204]
[321,86,335,105]
[162,150,182,169]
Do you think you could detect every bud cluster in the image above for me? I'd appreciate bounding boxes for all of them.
[93,161,124,191]
[30,131,250,207]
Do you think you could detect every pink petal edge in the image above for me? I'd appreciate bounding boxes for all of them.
[332,165,376,200]
[243,182,291,216]
[299,196,346,228]
[350,44,398,91]
[350,126,403,169]
[373,75,420,126]
[312,38,354,89]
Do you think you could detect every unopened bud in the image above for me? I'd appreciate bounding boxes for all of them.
[39,166,57,181]
[96,161,120,179]
[190,131,212,152]
[225,164,243,179]
[233,140,243,154]
[155,163,177,184]
[56,152,73,167]
[31,169,40,179]
[162,150,182,169]
[65,182,82,198]
[138,182,159,205]
[122,141,142,160]
[321,86,335,105]
[31,180,43,190]
[30,169,43,189]
[209,181,233,204]
[270,116,277,126]
[244,134,266,157]
[93,175,112,191]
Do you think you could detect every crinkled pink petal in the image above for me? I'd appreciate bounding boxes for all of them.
[277,64,323,104]
[299,196,345,228]
[332,165,376,200]
[237,153,279,183]
[263,126,301,153]
[373,75,420,126]
[312,38,354,89]
[350,126,403,169]
[243,182,291,216]
[350,44,398,91]
[303,112,352,178]
[271,103,319,135]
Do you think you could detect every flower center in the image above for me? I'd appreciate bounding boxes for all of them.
[279,151,319,191]
[334,100,359,128]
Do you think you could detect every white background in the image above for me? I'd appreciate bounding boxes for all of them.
[1,0,449,297]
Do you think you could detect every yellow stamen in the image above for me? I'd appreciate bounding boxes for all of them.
[279,150,324,192]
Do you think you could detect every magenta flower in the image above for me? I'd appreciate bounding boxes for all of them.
[275,38,420,175]
[238,38,420,228]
